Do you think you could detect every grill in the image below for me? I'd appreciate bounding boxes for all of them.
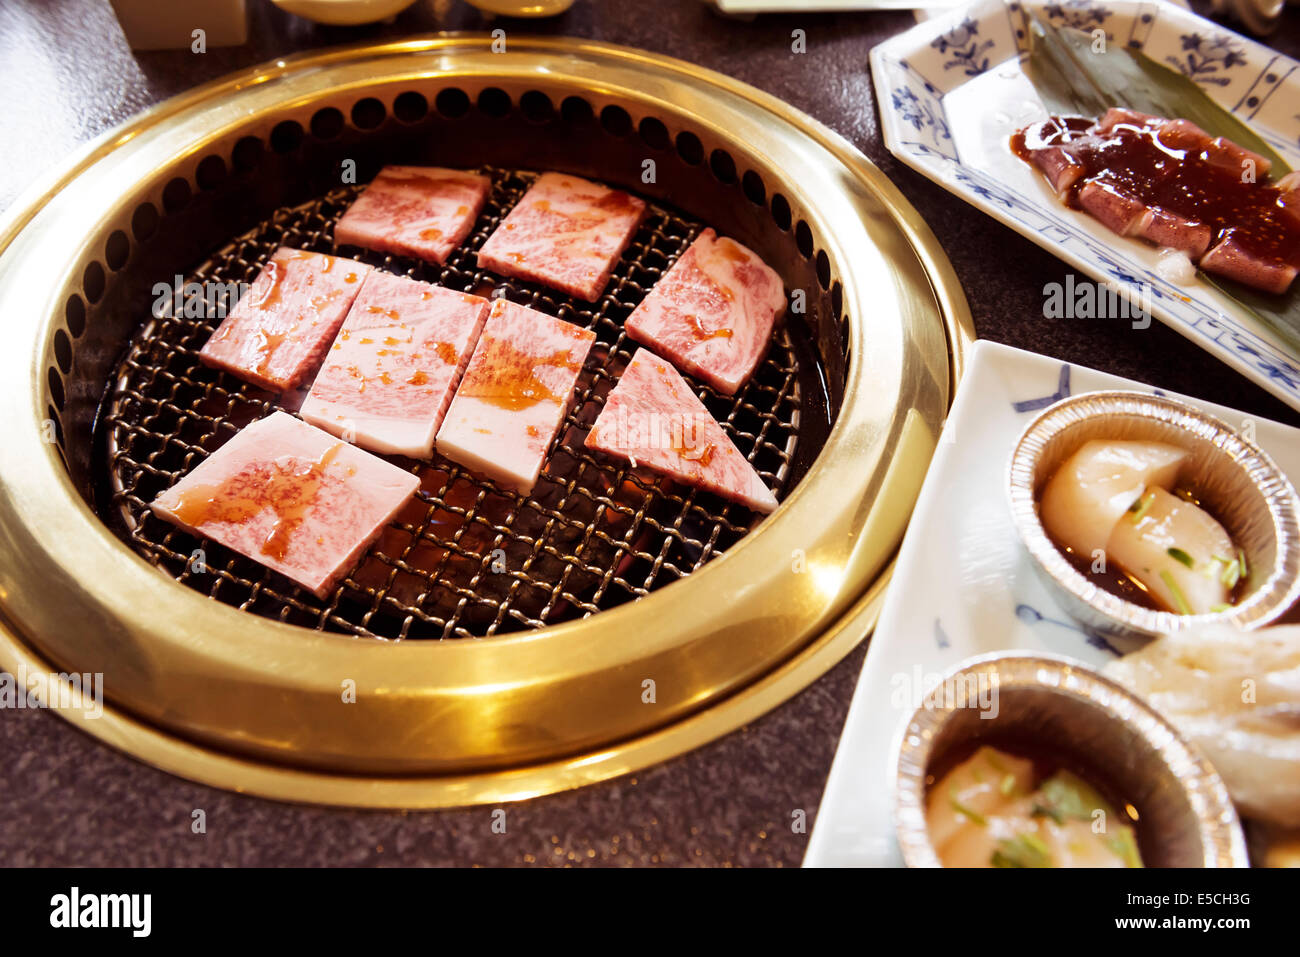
[0,36,968,803]
[99,169,819,639]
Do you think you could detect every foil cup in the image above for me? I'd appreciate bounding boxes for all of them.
[1008,391,1300,643]
[893,653,1248,868]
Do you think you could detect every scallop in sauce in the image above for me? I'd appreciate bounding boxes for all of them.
[926,746,1143,868]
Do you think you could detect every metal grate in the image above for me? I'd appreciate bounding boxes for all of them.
[98,167,813,639]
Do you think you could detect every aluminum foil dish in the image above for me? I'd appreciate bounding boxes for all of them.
[1008,390,1300,643]
[893,653,1248,868]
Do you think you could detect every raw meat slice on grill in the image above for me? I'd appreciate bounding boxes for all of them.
[199,247,372,392]
[625,228,786,396]
[299,271,489,458]
[585,349,778,514]
[436,298,596,493]
[333,165,492,265]
[150,411,420,599]
[475,172,647,302]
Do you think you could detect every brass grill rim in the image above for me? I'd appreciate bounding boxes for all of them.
[0,35,972,801]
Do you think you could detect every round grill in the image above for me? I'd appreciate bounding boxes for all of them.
[0,35,967,799]
[98,168,822,639]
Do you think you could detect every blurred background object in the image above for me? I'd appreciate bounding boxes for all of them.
[1211,0,1284,34]
[269,0,421,25]
[109,0,248,49]
[463,0,578,14]
[705,0,964,12]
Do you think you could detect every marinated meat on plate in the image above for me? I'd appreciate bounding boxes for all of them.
[333,165,492,265]
[1013,108,1300,294]
[199,247,373,392]
[300,270,490,458]
[585,349,778,513]
[436,298,596,494]
[476,172,647,302]
[625,228,786,396]
[150,411,419,598]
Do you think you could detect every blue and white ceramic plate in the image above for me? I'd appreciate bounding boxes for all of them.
[872,0,1300,411]
[802,339,1300,867]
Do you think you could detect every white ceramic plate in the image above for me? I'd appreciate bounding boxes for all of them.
[871,0,1300,411]
[803,339,1300,867]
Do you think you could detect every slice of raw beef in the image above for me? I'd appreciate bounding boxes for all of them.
[199,247,372,392]
[625,228,785,396]
[150,411,420,598]
[476,172,647,302]
[585,349,777,513]
[436,298,596,493]
[334,166,491,265]
[300,271,489,458]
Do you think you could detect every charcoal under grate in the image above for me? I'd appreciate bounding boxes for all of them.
[96,167,813,639]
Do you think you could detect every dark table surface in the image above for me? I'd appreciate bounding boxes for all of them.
[2,0,1297,868]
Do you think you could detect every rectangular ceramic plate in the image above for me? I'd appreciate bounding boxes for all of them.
[871,0,1300,411]
[803,339,1300,867]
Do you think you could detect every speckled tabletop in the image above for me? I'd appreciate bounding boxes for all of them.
[1,0,1297,867]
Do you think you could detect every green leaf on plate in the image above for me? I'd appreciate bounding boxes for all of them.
[1198,273,1300,356]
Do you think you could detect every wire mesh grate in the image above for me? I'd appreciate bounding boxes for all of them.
[98,167,814,639]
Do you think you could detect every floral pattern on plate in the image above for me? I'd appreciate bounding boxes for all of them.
[803,340,1300,867]
[872,0,1300,411]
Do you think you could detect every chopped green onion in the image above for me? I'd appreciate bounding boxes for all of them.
[991,833,1052,868]
[1220,558,1241,590]
[1210,603,1232,614]
[1128,491,1155,523]
[1159,570,1192,615]
[950,789,987,826]
[1106,828,1144,869]
[1166,547,1194,569]
[1033,772,1104,824]
[1031,802,1066,826]
[1238,548,1249,581]
[1000,774,1017,797]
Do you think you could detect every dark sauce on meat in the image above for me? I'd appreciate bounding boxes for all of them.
[1010,114,1093,157]
[1012,114,1300,274]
